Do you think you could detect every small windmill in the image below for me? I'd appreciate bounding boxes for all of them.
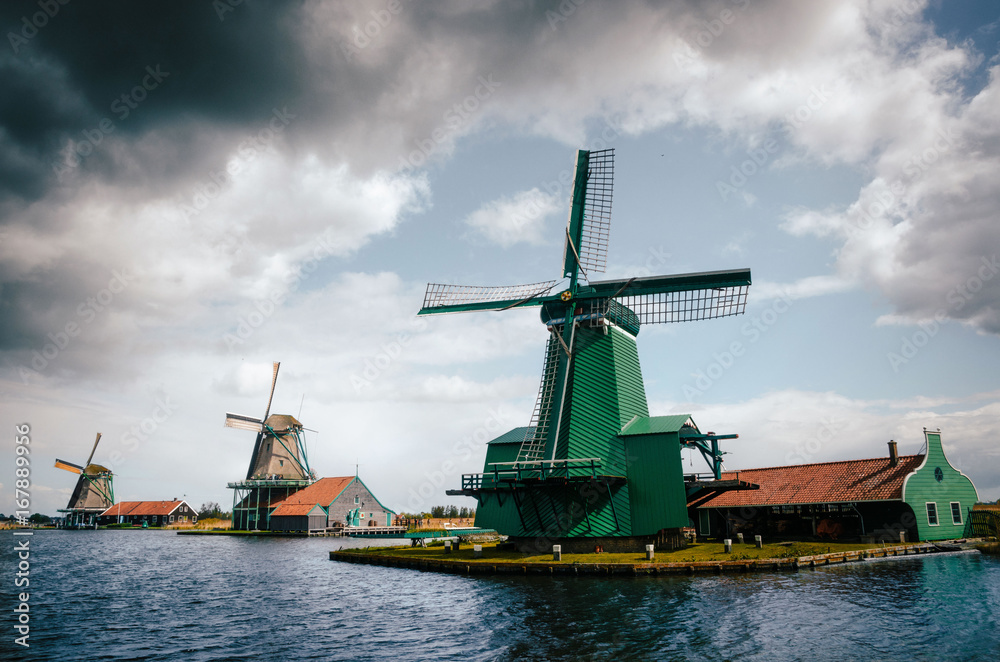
[224,362,316,530]
[55,432,114,528]
[428,149,753,549]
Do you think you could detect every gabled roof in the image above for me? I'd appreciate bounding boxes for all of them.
[270,502,325,517]
[278,476,355,506]
[620,415,696,436]
[697,455,924,508]
[488,427,535,445]
[100,500,190,517]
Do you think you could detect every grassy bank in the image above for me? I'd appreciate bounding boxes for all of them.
[344,540,899,565]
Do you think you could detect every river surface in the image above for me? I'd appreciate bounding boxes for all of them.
[2,530,998,661]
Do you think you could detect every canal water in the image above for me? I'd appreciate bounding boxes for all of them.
[2,530,998,661]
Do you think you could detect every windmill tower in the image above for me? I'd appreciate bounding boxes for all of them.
[224,362,316,530]
[427,149,755,552]
[55,433,114,528]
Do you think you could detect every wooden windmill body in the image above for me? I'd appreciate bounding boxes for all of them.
[225,362,316,530]
[55,433,115,528]
[425,149,757,552]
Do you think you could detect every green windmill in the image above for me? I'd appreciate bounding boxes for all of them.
[425,149,755,552]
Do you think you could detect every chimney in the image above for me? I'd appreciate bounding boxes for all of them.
[888,440,899,467]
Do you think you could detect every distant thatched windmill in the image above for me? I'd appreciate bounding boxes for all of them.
[225,362,316,530]
[55,433,115,528]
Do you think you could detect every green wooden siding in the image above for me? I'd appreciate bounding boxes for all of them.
[623,432,688,534]
[902,431,979,541]
[471,324,698,540]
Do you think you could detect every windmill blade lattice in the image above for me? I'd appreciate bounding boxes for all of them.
[224,413,264,432]
[421,281,558,313]
[595,285,750,326]
[577,148,614,276]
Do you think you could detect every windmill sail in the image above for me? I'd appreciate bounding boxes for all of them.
[581,269,752,328]
[419,281,558,315]
[225,413,264,432]
[54,459,84,474]
[563,149,614,280]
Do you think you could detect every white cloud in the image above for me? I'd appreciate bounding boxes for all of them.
[655,388,1000,500]
[463,187,562,247]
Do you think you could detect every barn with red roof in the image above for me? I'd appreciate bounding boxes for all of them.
[99,500,198,527]
[690,429,978,542]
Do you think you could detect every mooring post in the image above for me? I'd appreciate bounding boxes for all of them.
[445,540,452,553]
[645,544,654,561]
[474,544,482,558]
[553,544,562,561]
[724,539,732,553]
[737,533,744,545]
[755,535,762,549]
[899,531,906,543]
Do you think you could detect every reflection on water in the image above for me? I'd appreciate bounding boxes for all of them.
[1,531,997,661]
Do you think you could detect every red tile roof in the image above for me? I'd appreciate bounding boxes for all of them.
[100,500,189,517]
[270,503,325,517]
[696,455,924,508]
[278,476,354,507]
[235,491,294,510]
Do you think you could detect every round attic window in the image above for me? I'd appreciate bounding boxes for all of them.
[934,467,944,482]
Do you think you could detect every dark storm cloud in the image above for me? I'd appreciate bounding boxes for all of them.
[0,0,308,203]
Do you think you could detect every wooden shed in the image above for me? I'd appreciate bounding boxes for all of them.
[268,502,327,532]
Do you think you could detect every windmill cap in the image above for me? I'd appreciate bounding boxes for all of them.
[264,414,303,431]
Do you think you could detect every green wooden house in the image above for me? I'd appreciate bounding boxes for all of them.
[902,429,979,540]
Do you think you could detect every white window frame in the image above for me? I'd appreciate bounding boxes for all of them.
[926,502,939,526]
[950,502,963,525]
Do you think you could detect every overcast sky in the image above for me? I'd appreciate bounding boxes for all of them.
[2,0,998,518]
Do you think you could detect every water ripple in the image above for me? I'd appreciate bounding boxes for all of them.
[2,532,998,661]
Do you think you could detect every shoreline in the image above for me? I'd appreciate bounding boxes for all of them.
[330,542,977,576]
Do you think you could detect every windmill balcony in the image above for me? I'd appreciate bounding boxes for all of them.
[452,458,627,495]
[226,478,314,489]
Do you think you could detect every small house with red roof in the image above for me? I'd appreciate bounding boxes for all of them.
[264,475,395,532]
[99,500,198,527]
[691,429,978,542]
